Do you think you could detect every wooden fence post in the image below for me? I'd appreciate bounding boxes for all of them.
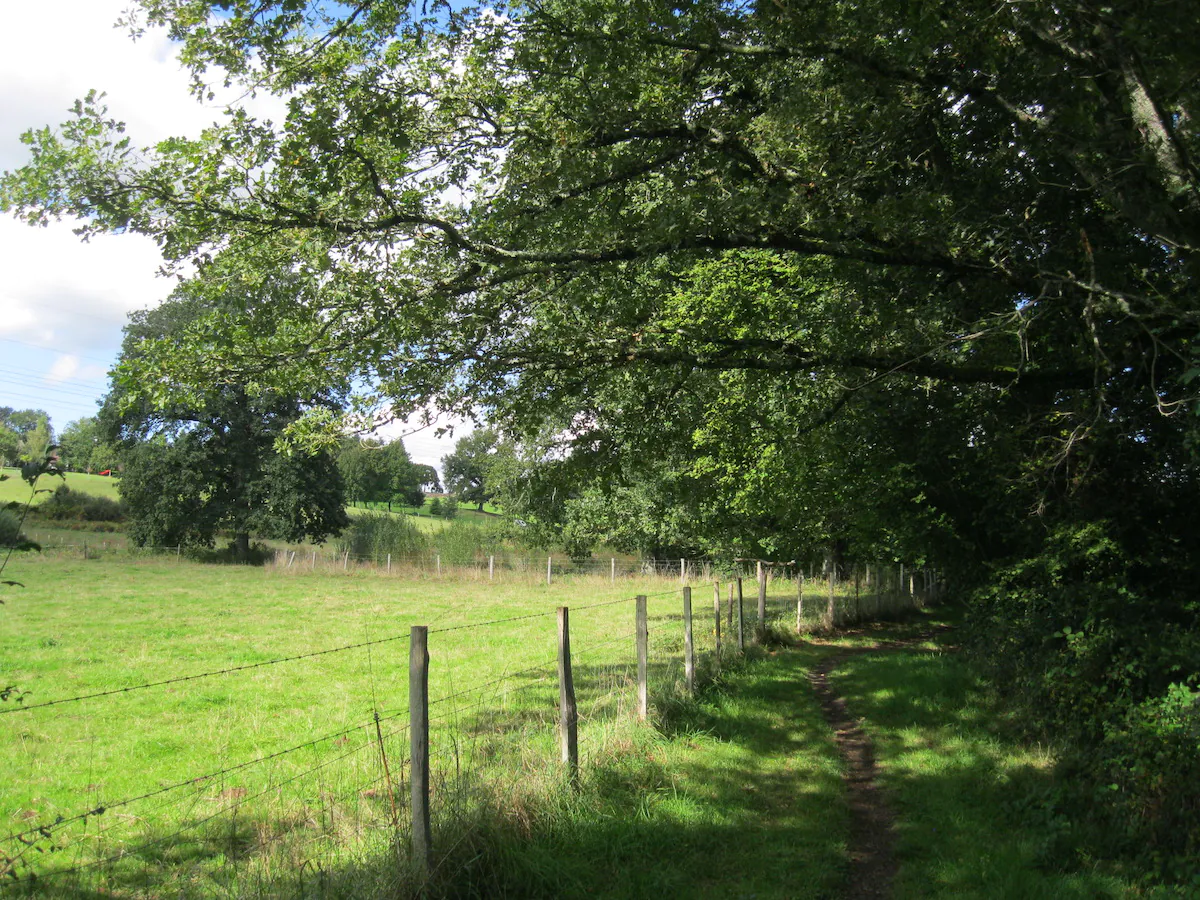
[547,556,553,586]
[489,555,494,581]
[343,550,349,571]
[409,626,431,878]
[311,550,317,569]
[878,561,888,619]
[680,558,686,585]
[611,558,616,583]
[713,582,722,658]
[683,586,695,694]
[436,554,441,577]
[387,553,391,574]
[636,596,648,720]
[736,577,745,652]
[797,571,804,633]
[757,562,767,640]
[557,607,579,787]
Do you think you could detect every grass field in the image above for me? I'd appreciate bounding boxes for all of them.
[0,555,753,896]
[0,468,122,506]
[0,552,1164,898]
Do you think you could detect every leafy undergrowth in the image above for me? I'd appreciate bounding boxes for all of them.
[830,620,1177,898]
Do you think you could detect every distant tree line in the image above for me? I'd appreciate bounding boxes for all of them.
[0,407,54,468]
[336,438,439,511]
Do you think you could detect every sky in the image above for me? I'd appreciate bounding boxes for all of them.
[0,1,469,470]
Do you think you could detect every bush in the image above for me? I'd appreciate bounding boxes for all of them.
[335,512,428,562]
[431,520,506,564]
[968,521,1200,875]
[38,486,125,523]
[0,509,24,547]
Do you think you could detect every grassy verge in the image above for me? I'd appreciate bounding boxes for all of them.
[416,646,847,899]
[828,612,1171,898]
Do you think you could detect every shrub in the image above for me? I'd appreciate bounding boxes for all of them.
[335,512,428,562]
[968,521,1200,875]
[38,486,125,522]
[0,509,24,547]
[432,520,506,564]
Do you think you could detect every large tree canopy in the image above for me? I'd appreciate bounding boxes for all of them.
[2,0,1200,860]
[102,279,350,556]
[4,0,1196,436]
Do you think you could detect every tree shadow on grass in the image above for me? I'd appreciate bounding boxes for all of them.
[418,648,850,900]
[831,649,1139,900]
[5,651,845,900]
[17,635,1136,900]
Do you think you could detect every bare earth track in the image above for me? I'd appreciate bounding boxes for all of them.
[807,628,952,900]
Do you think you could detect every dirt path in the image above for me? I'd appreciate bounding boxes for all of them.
[808,628,951,900]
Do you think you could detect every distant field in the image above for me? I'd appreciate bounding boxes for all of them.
[347,500,502,525]
[0,467,122,505]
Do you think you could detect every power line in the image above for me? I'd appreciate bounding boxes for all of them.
[0,337,118,369]
[0,374,104,403]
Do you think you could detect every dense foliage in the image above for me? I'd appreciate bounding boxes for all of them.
[36,485,125,522]
[101,282,350,556]
[442,428,506,511]
[0,408,53,467]
[2,0,1198,872]
[57,417,120,474]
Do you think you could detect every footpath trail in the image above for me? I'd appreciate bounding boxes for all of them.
[806,626,953,900]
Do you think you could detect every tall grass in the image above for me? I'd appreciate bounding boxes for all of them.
[334,511,429,560]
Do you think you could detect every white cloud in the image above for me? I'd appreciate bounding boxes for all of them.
[0,2,282,171]
[375,409,475,473]
[0,0,282,427]
[45,354,108,383]
[0,218,169,351]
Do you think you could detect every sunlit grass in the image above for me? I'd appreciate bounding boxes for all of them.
[830,626,1162,899]
[3,555,834,896]
[0,467,122,505]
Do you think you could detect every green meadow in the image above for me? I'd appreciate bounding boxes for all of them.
[0,553,1162,898]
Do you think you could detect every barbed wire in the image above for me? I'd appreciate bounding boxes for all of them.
[1,632,415,716]
[22,723,403,887]
[428,609,558,635]
[427,658,560,713]
[3,706,413,847]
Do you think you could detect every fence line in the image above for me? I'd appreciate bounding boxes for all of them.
[0,630,417,716]
[4,563,940,891]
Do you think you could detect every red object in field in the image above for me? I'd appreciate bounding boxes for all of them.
[99,469,112,476]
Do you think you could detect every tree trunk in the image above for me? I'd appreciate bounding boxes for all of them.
[234,531,251,560]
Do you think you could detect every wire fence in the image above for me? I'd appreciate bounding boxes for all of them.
[1,557,938,894]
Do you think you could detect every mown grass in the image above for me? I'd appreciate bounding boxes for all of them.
[0,469,122,506]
